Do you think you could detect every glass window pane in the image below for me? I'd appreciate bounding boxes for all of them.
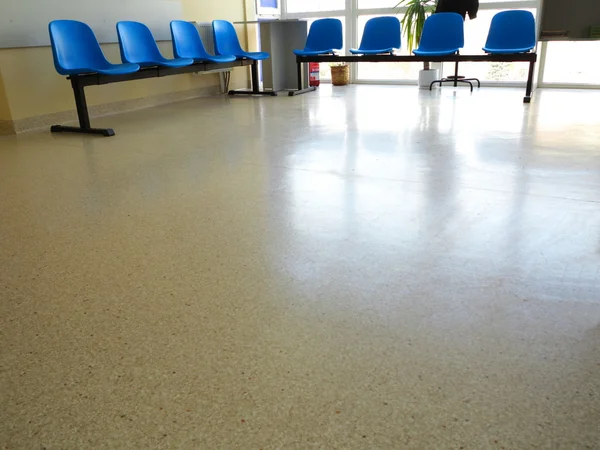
[542,41,600,85]
[357,0,530,10]
[357,0,399,9]
[356,14,421,81]
[287,0,345,13]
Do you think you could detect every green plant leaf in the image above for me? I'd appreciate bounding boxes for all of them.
[396,0,436,53]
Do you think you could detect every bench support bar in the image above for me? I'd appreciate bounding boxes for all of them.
[51,60,254,137]
[293,53,537,103]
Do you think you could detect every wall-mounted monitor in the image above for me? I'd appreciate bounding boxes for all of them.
[256,0,281,17]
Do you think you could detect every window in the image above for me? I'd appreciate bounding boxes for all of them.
[441,9,537,83]
[357,0,399,9]
[542,41,600,85]
[286,0,344,13]
[356,15,421,81]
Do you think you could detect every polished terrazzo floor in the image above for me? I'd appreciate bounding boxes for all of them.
[1,86,599,449]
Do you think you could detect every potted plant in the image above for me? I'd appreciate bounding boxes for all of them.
[394,0,439,88]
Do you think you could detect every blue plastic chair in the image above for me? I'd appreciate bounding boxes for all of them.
[117,21,194,68]
[350,17,401,55]
[294,18,343,56]
[483,10,536,54]
[413,13,464,56]
[212,20,269,60]
[170,21,236,63]
[49,20,140,76]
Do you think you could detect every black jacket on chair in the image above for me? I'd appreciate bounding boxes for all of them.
[435,0,479,20]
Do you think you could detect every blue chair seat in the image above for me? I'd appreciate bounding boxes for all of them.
[213,20,270,61]
[94,63,141,75]
[293,49,337,56]
[349,47,395,55]
[117,21,194,68]
[350,16,400,55]
[293,19,343,56]
[412,13,464,57]
[171,21,236,63]
[483,10,536,55]
[142,56,194,68]
[237,51,270,61]
[202,54,238,63]
[413,48,459,56]
[482,46,533,54]
[49,20,141,76]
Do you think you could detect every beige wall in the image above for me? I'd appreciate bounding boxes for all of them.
[183,1,246,22]
[0,0,250,130]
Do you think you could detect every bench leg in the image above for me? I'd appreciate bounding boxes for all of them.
[524,60,535,103]
[453,61,459,87]
[288,61,317,96]
[229,60,277,96]
[50,125,115,137]
[51,77,115,137]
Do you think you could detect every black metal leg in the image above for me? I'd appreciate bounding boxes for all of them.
[460,78,480,89]
[288,60,317,96]
[453,61,459,87]
[524,60,535,103]
[72,78,91,129]
[441,56,480,91]
[251,60,260,92]
[228,59,277,96]
[50,76,115,137]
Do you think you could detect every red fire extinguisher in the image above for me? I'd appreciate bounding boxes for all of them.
[309,62,320,87]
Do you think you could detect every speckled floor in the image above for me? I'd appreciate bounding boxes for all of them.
[1,86,599,449]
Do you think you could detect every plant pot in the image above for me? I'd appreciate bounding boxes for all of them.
[331,65,350,86]
[418,68,440,90]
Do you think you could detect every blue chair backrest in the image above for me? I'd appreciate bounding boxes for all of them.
[213,20,244,56]
[418,13,464,52]
[117,21,164,63]
[305,18,343,51]
[171,20,208,59]
[49,20,111,75]
[485,10,536,51]
[359,16,401,50]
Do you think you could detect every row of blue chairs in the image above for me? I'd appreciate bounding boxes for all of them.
[294,10,536,57]
[50,11,534,78]
[49,20,267,76]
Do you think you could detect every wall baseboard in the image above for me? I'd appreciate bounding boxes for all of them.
[1,84,222,135]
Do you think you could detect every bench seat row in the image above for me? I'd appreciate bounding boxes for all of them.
[294,11,536,57]
[49,20,266,76]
